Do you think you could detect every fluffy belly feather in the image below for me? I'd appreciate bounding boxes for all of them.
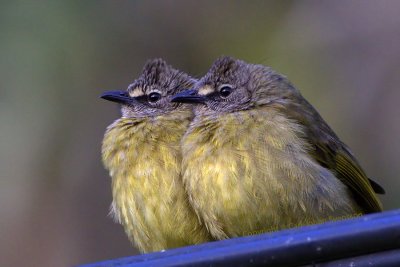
[182,109,361,239]
[102,116,211,252]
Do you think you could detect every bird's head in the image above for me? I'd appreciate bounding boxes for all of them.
[171,56,298,115]
[101,58,196,118]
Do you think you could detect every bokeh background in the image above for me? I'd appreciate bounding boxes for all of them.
[1,1,399,266]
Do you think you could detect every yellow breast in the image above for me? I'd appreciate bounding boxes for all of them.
[182,107,361,239]
[102,111,211,252]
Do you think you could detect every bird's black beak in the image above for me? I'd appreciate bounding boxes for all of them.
[171,89,207,104]
[100,90,133,105]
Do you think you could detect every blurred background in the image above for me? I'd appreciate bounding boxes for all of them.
[1,1,399,266]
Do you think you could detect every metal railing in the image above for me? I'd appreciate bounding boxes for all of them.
[80,209,400,267]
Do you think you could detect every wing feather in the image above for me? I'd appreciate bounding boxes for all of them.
[272,97,383,213]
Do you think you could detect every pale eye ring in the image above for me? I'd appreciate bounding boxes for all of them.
[218,84,233,98]
[148,92,162,103]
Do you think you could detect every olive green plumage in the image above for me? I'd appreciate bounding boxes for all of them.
[101,59,212,252]
[172,56,383,239]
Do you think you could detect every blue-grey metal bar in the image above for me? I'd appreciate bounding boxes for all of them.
[308,249,400,267]
[79,209,400,267]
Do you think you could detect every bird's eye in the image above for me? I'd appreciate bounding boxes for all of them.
[148,92,161,103]
[219,85,233,98]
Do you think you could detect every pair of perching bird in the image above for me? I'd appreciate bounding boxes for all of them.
[101,56,384,253]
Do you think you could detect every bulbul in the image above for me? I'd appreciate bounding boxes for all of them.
[101,59,212,252]
[171,56,384,239]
